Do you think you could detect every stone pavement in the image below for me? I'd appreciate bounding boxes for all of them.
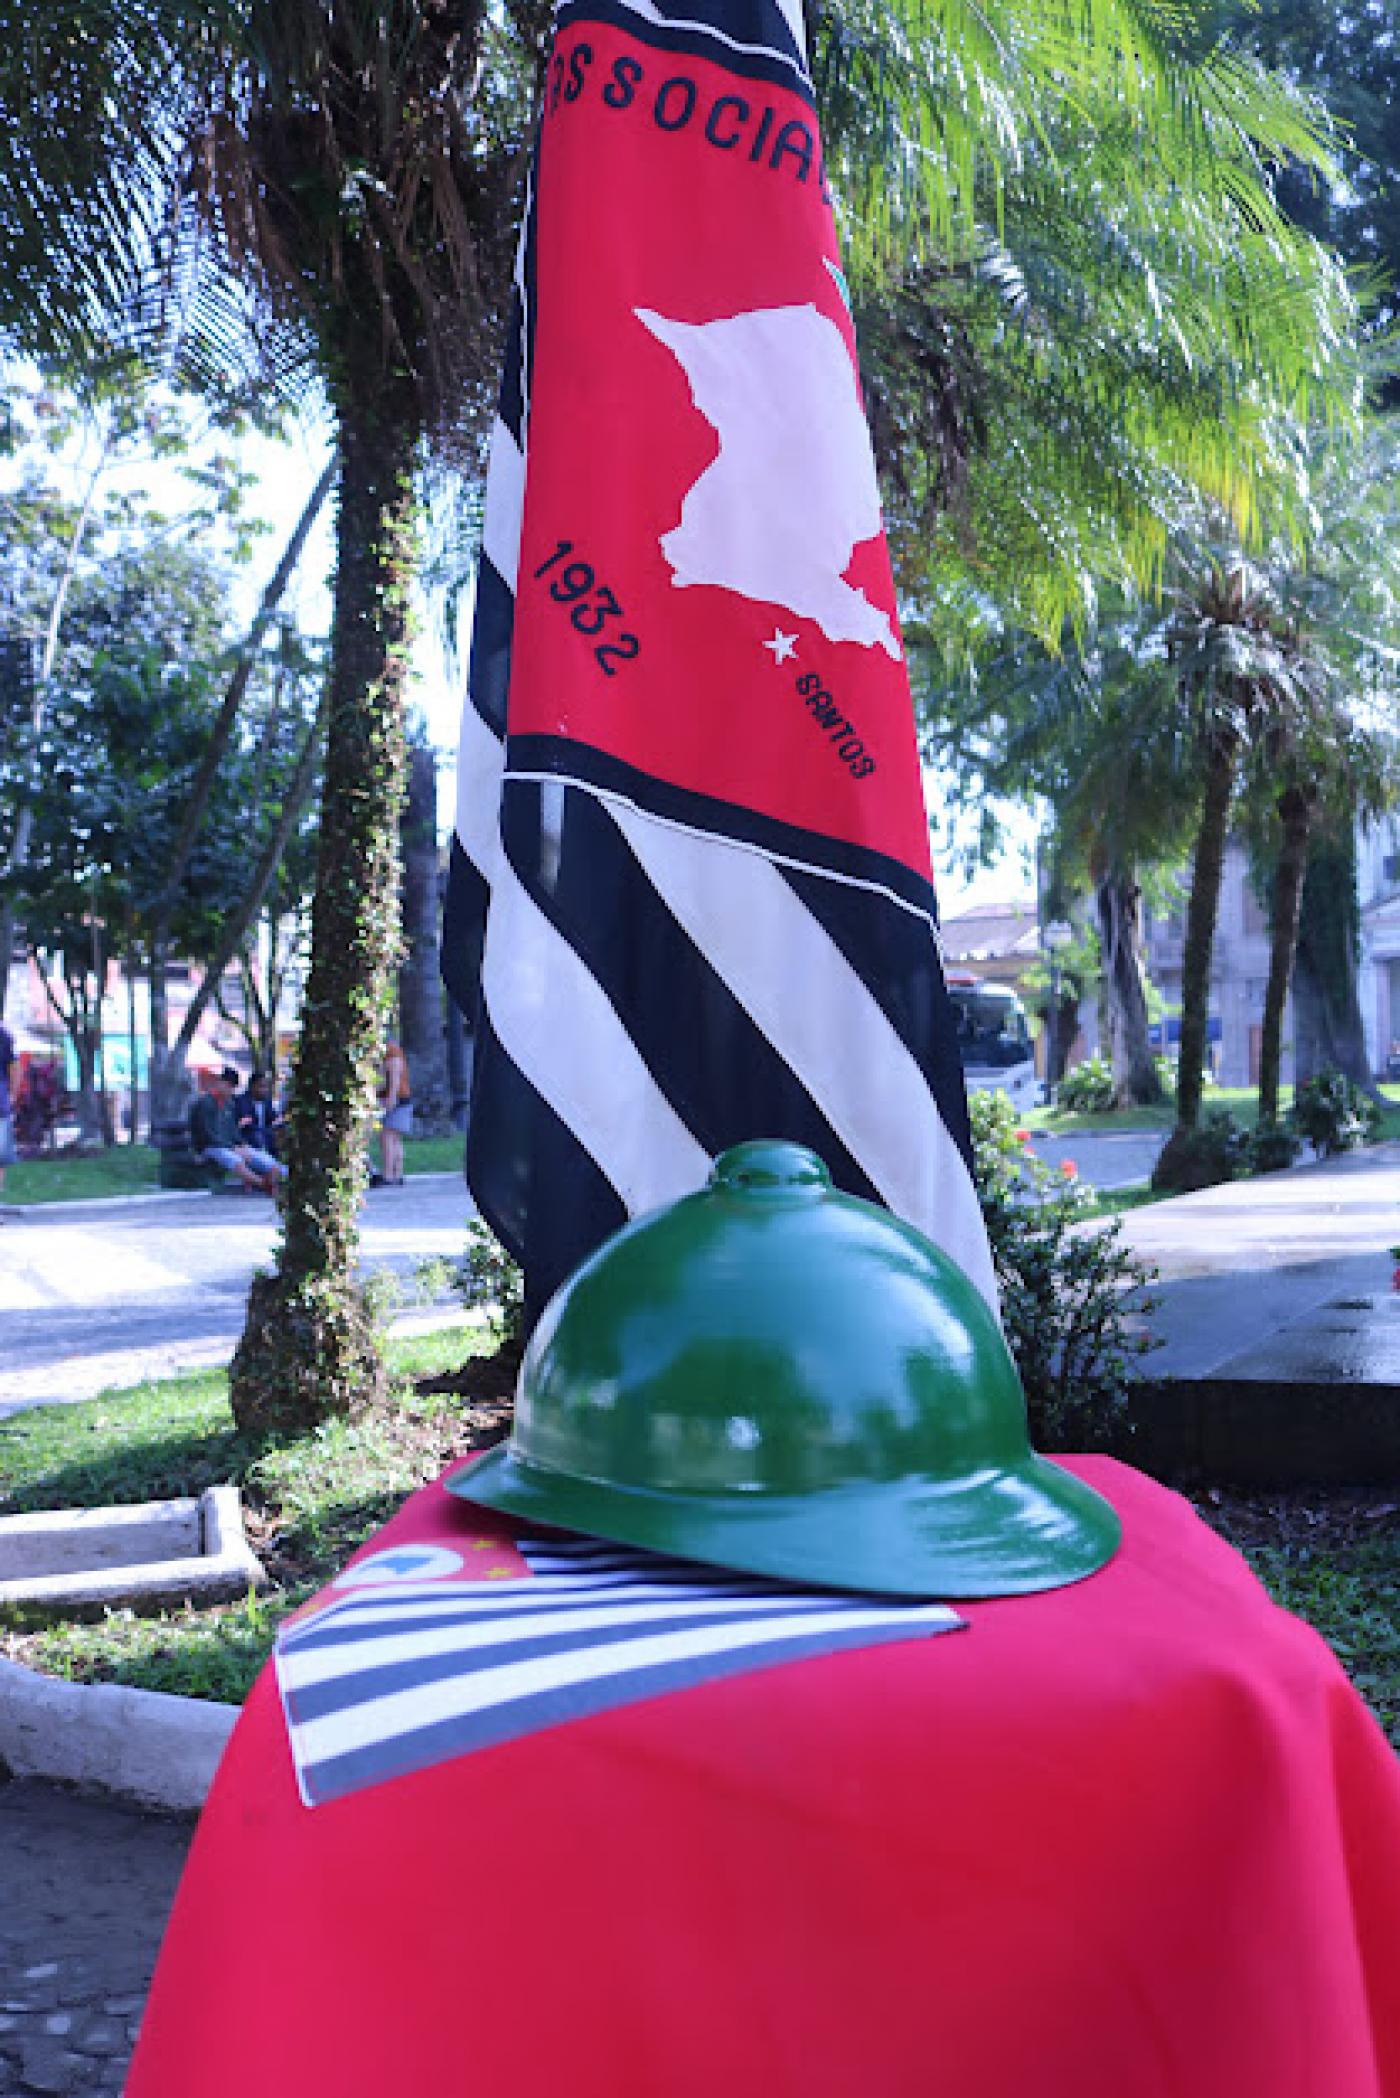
[0,1780,192,2097]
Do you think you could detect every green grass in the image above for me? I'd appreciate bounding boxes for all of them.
[5,1131,465,1206]
[5,1145,162,1203]
[1196,1493,1400,1750]
[1026,1102,1173,1134]
[1080,1182,1168,1218]
[0,1324,499,1704]
[1259,1553,1400,1744]
[1031,1083,1400,1141]
[0,1327,478,1516]
[12,1095,1397,1202]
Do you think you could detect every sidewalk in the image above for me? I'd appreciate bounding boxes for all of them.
[0,1779,191,2097]
[0,1174,475,1417]
[1110,1141,1400,1480]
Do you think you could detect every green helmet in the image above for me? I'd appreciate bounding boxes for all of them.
[450,1140,1120,1598]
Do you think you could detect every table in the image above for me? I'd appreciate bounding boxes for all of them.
[127,1457,1400,2098]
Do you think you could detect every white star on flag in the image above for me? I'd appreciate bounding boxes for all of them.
[763,629,799,664]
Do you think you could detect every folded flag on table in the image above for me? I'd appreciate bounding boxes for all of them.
[442,0,995,1318]
[275,1531,963,1807]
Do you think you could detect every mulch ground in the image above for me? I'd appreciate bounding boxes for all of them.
[1193,1483,1399,1555]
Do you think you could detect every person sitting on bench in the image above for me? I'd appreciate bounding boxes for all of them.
[189,1067,286,1194]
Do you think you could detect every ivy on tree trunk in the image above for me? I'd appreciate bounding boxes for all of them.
[229,365,419,1434]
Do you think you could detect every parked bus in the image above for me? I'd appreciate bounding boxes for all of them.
[946,974,1039,1109]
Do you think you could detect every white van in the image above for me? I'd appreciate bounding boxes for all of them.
[946,975,1039,1109]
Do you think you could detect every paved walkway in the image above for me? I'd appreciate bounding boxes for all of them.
[0,1175,476,1416]
[0,1139,1162,1417]
[0,1781,192,2096]
[1111,1141,1400,1381]
[1030,1128,1166,1190]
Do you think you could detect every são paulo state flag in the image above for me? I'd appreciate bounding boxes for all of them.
[443,0,995,1319]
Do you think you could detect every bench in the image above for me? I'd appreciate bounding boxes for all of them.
[151,1119,229,1191]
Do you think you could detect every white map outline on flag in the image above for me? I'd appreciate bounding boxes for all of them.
[636,301,902,660]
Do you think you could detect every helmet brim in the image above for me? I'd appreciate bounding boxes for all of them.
[449,1447,1121,1600]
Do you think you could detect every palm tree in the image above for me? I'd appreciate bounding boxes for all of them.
[914,614,1200,1108]
[1153,450,1400,1184]
[398,732,451,1126]
[0,2,195,363]
[1240,422,1400,1120]
[836,0,1354,640]
[1158,556,1290,1145]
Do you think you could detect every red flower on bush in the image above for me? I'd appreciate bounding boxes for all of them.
[1060,1159,1078,1179]
[1015,1128,1032,1144]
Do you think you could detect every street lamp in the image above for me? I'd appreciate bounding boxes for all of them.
[1042,919,1073,1105]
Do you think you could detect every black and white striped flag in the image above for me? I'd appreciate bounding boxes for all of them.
[442,0,996,1319]
[276,1536,962,1806]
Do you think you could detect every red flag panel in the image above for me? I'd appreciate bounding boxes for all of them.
[511,20,932,878]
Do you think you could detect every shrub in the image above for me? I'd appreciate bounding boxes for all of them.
[1055,1054,1115,1113]
[1151,1108,1248,1193]
[451,1220,526,1350]
[1244,1120,1302,1174]
[1289,1069,1381,1158]
[970,1092,1157,1451]
[1055,1052,1176,1113]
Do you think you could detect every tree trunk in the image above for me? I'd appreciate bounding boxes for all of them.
[1094,865,1163,1108]
[146,926,187,1129]
[1257,783,1314,1123]
[146,930,184,1123]
[126,938,141,1143]
[229,374,418,1434]
[67,984,105,1146]
[1046,987,1078,1089]
[1292,831,1379,1093]
[146,464,332,1123]
[1173,728,1237,1134]
[172,697,325,1064]
[73,1031,104,1144]
[398,737,450,1124]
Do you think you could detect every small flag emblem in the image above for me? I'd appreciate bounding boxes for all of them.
[276,1536,962,1807]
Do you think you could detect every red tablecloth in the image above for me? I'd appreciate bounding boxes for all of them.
[127,1457,1400,2098]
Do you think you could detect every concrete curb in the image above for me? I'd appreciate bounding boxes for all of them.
[0,1655,238,1812]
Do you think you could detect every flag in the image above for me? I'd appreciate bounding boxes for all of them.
[275,1532,961,1807]
[443,0,995,1317]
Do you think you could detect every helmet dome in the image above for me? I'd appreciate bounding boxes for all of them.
[450,1140,1120,1598]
